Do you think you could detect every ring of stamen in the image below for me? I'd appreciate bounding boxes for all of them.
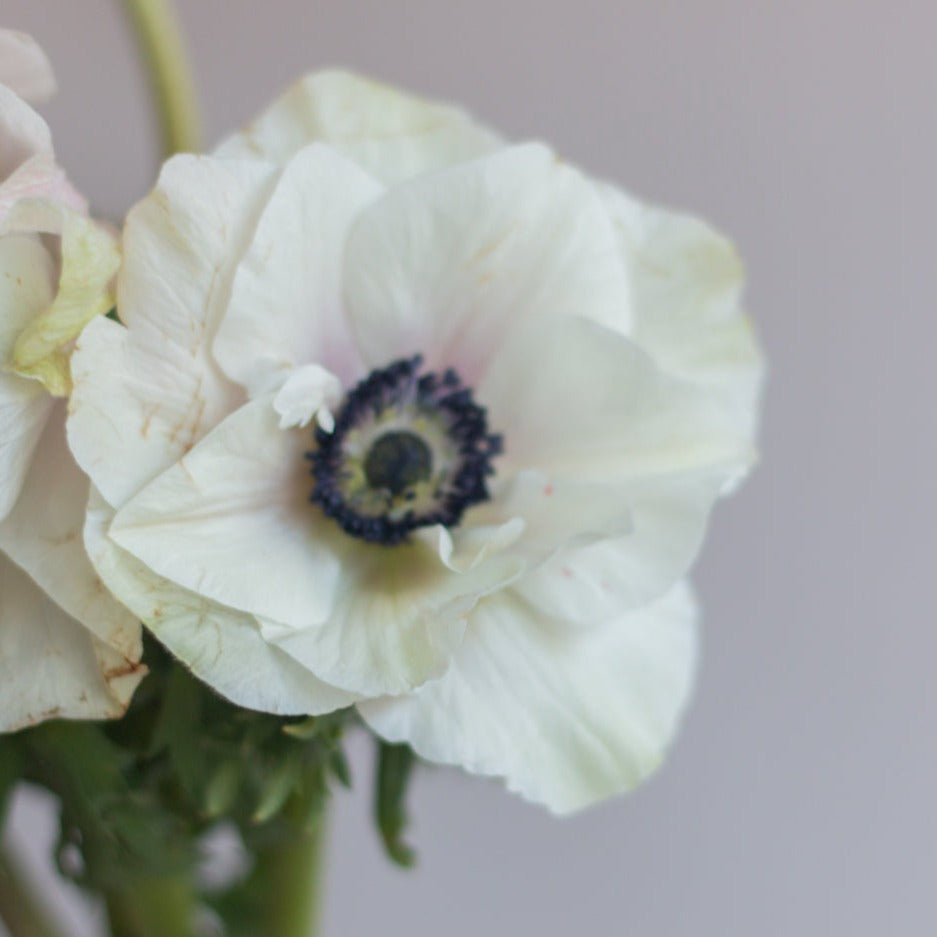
[307,355,502,545]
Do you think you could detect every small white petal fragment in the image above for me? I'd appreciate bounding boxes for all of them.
[361,582,699,814]
[272,363,342,430]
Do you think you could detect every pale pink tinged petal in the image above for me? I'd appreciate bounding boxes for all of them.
[0,405,141,660]
[512,469,729,625]
[214,145,383,391]
[361,581,699,814]
[0,156,86,224]
[0,84,51,179]
[0,556,143,731]
[258,526,524,697]
[85,489,358,715]
[109,397,343,630]
[215,70,502,184]
[0,31,55,104]
[68,157,279,506]
[463,470,633,562]
[344,144,631,384]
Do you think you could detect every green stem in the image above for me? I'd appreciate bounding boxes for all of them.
[105,876,198,937]
[0,847,66,937]
[117,0,202,156]
[231,789,327,937]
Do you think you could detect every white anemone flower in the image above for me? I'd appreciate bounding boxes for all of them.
[67,73,762,811]
[0,39,144,731]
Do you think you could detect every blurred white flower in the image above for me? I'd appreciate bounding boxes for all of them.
[0,35,143,731]
[68,73,762,811]
[0,29,55,104]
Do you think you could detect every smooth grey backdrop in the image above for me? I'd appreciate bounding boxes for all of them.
[3,1,933,935]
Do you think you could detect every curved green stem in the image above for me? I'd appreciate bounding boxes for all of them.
[117,0,202,156]
[0,846,65,937]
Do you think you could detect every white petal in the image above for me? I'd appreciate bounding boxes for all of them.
[258,529,524,697]
[215,71,502,184]
[85,489,357,715]
[0,376,50,519]
[68,156,278,507]
[481,313,753,481]
[0,404,141,660]
[0,233,55,517]
[361,581,699,814]
[0,233,54,361]
[512,469,728,625]
[109,397,342,631]
[0,83,51,180]
[477,315,753,618]
[272,364,342,430]
[214,145,382,392]
[0,31,56,104]
[344,144,632,385]
[10,206,119,396]
[602,184,764,452]
[0,555,143,731]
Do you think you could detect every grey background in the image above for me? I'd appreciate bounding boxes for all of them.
[3,1,934,934]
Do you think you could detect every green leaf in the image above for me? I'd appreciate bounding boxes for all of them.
[374,740,417,868]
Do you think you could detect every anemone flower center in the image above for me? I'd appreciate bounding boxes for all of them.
[307,355,502,546]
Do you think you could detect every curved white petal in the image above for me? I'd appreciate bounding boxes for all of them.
[10,206,119,396]
[258,530,524,697]
[68,156,278,507]
[0,233,54,361]
[344,144,632,384]
[0,30,55,104]
[0,404,141,660]
[602,184,764,451]
[0,234,55,518]
[214,144,382,392]
[0,83,51,180]
[480,314,753,483]
[86,489,357,716]
[272,364,342,430]
[512,469,727,625]
[0,556,143,731]
[109,397,343,631]
[0,376,50,520]
[215,70,502,184]
[361,581,699,814]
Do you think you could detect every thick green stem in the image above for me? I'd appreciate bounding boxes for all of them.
[105,876,198,937]
[233,790,327,937]
[117,0,202,156]
[0,847,65,937]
